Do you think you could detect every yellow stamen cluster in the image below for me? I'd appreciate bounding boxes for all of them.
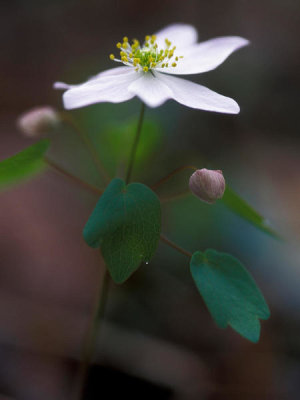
[109,33,183,72]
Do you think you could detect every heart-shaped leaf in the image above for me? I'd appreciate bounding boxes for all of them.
[0,139,50,190]
[190,249,270,342]
[83,178,161,284]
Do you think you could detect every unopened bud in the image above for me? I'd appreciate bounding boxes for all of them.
[17,106,59,138]
[189,168,225,204]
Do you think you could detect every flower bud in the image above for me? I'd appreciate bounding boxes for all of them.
[17,106,59,138]
[189,168,225,204]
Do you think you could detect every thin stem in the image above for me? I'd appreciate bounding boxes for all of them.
[45,157,102,195]
[74,267,110,400]
[125,102,145,184]
[151,165,197,191]
[160,234,192,258]
[60,112,110,184]
[160,191,190,204]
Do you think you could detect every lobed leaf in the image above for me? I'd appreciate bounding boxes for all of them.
[83,178,161,283]
[190,249,270,342]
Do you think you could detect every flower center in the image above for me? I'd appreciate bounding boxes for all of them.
[109,35,183,72]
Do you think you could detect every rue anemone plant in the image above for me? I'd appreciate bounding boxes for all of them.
[1,23,279,400]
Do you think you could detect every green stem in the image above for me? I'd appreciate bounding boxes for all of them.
[151,165,197,191]
[45,157,102,195]
[74,267,110,400]
[160,234,192,258]
[60,112,110,184]
[125,102,145,184]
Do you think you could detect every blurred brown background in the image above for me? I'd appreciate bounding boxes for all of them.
[1,0,300,399]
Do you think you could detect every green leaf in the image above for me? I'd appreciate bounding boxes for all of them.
[190,249,270,343]
[83,178,161,284]
[221,186,279,239]
[0,140,50,190]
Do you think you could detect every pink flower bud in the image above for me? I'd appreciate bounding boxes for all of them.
[189,168,225,204]
[17,106,59,138]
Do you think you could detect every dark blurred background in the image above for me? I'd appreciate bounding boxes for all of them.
[1,0,300,399]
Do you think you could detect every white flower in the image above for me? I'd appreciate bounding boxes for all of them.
[54,24,249,113]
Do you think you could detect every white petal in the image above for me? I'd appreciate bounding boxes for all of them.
[155,36,249,75]
[154,23,198,50]
[128,73,173,108]
[88,66,133,81]
[54,81,73,89]
[155,72,240,114]
[53,66,132,90]
[61,68,139,109]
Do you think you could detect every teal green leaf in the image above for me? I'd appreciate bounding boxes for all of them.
[190,249,270,343]
[83,178,161,284]
[221,186,279,238]
[0,139,50,190]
